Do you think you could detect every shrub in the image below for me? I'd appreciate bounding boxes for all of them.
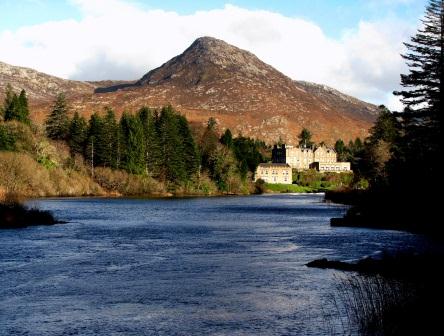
[0,202,57,228]
[0,123,16,150]
[0,152,103,197]
[93,167,164,195]
[254,178,266,194]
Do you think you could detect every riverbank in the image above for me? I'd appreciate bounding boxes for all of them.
[307,250,444,335]
[325,188,443,235]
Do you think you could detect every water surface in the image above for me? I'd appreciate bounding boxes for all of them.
[0,194,432,335]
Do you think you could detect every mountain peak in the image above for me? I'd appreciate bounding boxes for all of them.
[135,36,274,87]
[191,36,228,48]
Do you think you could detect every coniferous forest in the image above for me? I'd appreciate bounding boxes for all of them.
[1,86,268,198]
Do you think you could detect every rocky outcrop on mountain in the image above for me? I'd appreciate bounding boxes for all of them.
[1,37,378,143]
[0,61,94,101]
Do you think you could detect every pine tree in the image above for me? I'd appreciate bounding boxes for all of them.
[17,90,30,124]
[137,106,161,176]
[2,86,30,124]
[200,117,219,172]
[232,136,263,175]
[102,108,118,168]
[120,112,146,174]
[2,84,15,122]
[343,1,443,232]
[177,114,200,179]
[385,0,443,229]
[46,93,70,140]
[298,128,314,148]
[366,106,400,147]
[156,106,186,182]
[220,129,233,148]
[68,112,87,156]
[85,113,105,168]
[394,0,443,122]
[392,0,442,166]
[334,139,347,161]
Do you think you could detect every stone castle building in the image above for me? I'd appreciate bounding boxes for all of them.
[254,163,292,184]
[272,144,351,172]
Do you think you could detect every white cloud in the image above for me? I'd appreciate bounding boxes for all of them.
[0,0,415,109]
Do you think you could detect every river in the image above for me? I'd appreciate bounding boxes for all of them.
[0,194,433,335]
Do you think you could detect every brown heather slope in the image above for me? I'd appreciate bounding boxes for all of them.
[1,37,378,144]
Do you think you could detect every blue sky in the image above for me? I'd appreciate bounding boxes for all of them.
[1,0,427,37]
[0,0,430,109]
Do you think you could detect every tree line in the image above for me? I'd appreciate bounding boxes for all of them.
[1,89,265,192]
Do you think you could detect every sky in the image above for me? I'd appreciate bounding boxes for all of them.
[0,0,429,111]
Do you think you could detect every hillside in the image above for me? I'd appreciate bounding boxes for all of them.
[1,37,378,143]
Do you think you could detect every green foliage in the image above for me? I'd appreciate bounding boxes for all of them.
[298,128,314,148]
[293,169,354,191]
[138,106,161,175]
[200,118,220,172]
[68,112,87,156]
[232,136,263,179]
[207,146,239,191]
[353,178,369,190]
[367,106,400,146]
[37,155,57,169]
[347,106,401,185]
[102,108,119,168]
[176,114,200,179]
[0,121,35,153]
[2,86,31,124]
[265,183,314,193]
[45,93,69,140]
[254,178,266,194]
[156,106,187,182]
[220,129,233,148]
[334,139,347,162]
[0,124,16,151]
[85,112,104,169]
[119,112,146,175]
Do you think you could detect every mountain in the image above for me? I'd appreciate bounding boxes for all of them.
[0,37,378,143]
[0,61,95,101]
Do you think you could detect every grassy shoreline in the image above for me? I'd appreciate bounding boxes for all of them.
[264,183,326,193]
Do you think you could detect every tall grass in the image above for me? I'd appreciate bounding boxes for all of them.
[332,275,413,335]
[327,271,443,336]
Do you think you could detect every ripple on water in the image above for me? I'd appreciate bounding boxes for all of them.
[0,194,434,335]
